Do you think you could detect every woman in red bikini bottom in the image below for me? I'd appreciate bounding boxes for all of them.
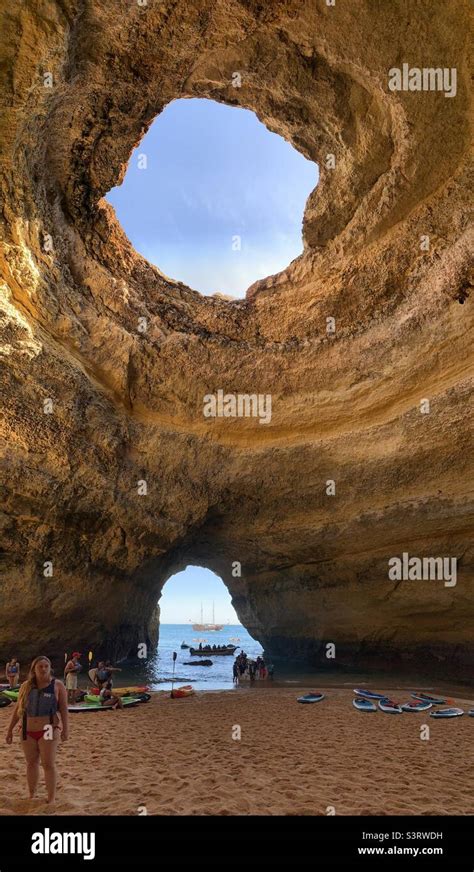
[5,655,69,804]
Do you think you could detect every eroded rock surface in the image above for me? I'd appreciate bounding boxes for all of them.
[0,0,473,673]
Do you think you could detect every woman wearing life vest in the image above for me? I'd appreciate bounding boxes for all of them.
[4,655,69,804]
[5,656,20,688]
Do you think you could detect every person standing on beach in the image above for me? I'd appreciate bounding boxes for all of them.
[5,656,20,688]
[4,655,68,804]
[64,652,82,703]
[103,662,122,688]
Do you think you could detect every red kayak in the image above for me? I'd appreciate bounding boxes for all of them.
[170,685,194,699]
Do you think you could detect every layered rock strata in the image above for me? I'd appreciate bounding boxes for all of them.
[0,0,472,673]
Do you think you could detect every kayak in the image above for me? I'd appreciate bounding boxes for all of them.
[468,710,474,717]
[353,697,377,712]
[0,696,12,707]
[88,685,150,697]
[378,698,402,713]
[430,708,464,718]
[1,690,18,701]
[170,685,194,699]
[297,692,324,704]
[401,700,432,712]
[353,689,387,700]
[411,692,449,705]
[69,697,141,713]
[85,693,150,705]
[1,689,87,704]
[0,684,20,691]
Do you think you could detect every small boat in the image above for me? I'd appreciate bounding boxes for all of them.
[189,645,238,656]
[353,697,377,712]
[180,642,190,649]
[170,685,194,699]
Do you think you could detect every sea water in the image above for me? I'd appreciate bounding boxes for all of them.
[116,624,264,691]
[103,624,474,696]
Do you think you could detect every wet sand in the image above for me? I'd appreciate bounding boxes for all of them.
[0,687,472,816]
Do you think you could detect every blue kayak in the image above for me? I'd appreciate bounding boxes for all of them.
[401,700,432,712]
[297,692,324,704]
[353,697,377,712]
[412,692,447,705]
[353,688,387,700]
[430,708,464,718]
[379,698,402,713]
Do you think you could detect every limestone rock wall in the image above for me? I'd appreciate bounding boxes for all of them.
[0,0,472,672]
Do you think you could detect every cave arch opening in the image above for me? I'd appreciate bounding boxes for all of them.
[148,565,263,691]
[106,97,318,299]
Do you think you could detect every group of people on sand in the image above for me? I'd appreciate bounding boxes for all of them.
[63,652,123,706]
[89,660,124,709]
[232,652,274,683]
[3,651,125,805]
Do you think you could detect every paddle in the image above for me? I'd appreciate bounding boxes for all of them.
[171,651,177,698]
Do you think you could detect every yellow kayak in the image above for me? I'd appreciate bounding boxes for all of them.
[89,685,150,697]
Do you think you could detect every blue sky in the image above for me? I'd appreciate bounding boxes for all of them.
[106,98,318,297]
[159,566,239,625]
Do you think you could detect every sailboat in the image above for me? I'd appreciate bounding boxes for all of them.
[192,602,224,632]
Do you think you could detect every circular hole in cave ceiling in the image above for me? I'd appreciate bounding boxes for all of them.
[106,98,318,299]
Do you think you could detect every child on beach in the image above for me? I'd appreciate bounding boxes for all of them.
[4,655,69,804]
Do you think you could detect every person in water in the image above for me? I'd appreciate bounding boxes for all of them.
[5,655,68,804]
[64,652,82,703]
[5,656,20,688]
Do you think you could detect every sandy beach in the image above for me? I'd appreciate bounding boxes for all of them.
[0,686,472,816]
